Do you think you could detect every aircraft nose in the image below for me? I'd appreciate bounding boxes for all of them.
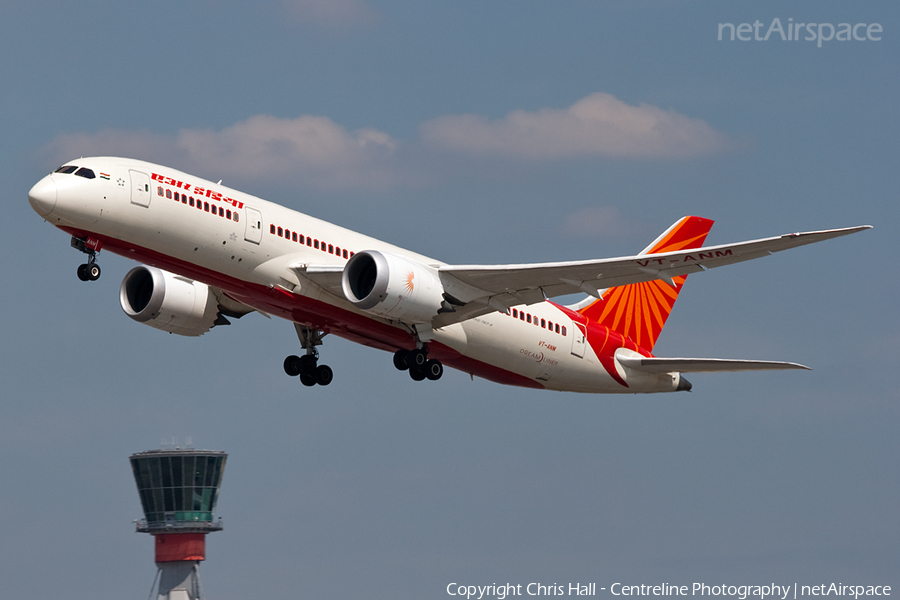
[28,176,58,217]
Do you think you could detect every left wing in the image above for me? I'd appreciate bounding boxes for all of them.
[432,225,870,327]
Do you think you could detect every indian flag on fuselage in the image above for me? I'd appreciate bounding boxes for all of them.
[577,216,714,353]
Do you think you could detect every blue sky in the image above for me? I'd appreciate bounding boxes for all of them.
[2,1,897,598]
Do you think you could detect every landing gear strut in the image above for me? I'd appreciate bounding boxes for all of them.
[393,346,443,382]
[72,236,101,281]
[284,324,333,387]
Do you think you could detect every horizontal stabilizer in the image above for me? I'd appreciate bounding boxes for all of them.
[617,355,810,373]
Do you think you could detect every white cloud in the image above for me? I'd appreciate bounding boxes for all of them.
[40,93,731,191]
[43,114,401,190]
[177,114,398,188]
[420,92,729,159]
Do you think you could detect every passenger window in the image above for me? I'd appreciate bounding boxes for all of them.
[284,228,290,238]
[234,213,239,222]
[182,196,187,204]
[512,309,518,318]
[307,238,312,247]
[190,197,194,206]
[526,314,531,323]
[204,202,209,212]
[278,227,283,237]
[342,249,348,258]
[158,187,163,196]
[270,224,275,234]
[74,167,96,179]
[299,235,305,244]
[226,210,231,219]
[174,192,180,201]
[219,207,224,217]
[314,240,319,249]
[562,326,567,336]
[328,244,334,254]
[541,319,546,328]
[292,232,297,242]
[335,246,341,256]
[166,189,172,199]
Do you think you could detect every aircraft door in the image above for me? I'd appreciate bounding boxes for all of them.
[244,207,263,244]
[129,170,151,207]
[571,322,586,358]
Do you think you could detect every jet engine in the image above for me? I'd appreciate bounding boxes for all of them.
[341,251,446,323]
[119,266,227,336]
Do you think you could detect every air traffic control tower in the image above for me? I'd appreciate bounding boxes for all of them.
[130,449,227,600]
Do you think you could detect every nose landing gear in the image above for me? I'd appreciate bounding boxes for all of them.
[72,236,101,281]
[76,261,101,281]
[284,324,333,387]
[393,347,443,382]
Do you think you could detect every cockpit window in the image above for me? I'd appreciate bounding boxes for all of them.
[55,165,78,174]
[74,167,96,179]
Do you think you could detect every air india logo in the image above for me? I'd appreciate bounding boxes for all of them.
[404,271,415,293]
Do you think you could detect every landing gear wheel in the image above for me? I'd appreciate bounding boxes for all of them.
[424,359,443,381]
[315,364,334,386]
[409,348,428,370]
[298,354,317,375]
[86,263,101,280]
[393,349,410,371]
[77,264,90,281]
[299,372,316,387]
[409,367,426,381]
[284,355,303,376]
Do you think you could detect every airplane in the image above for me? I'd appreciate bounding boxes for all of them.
[27,157,870,393]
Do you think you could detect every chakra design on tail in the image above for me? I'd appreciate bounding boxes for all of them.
[579,216,714,353]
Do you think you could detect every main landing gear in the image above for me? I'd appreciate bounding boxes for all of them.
[393,347,443,382]
[71,236,101,281]
[284,324,333,387]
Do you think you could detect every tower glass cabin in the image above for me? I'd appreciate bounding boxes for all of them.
[130,449,227,600]
[131,450,226,533]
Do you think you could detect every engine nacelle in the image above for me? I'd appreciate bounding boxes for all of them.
[119,266,222,336]
[341,251,446,323]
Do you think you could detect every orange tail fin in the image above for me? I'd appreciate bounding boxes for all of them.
[578,216,714,352]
